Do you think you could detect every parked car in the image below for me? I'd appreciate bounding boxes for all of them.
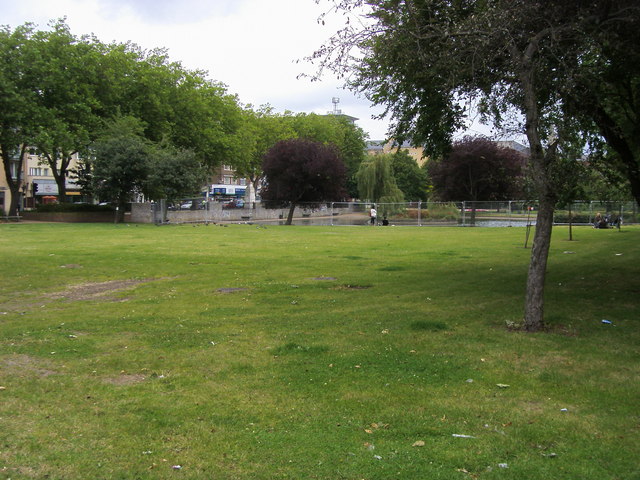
[223,199,244,209]
[180,201,193,210]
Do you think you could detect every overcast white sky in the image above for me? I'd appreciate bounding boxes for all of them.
[0,0,400,139]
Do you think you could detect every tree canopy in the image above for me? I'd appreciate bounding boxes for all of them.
[261,138,347,225]
[356,154,404,204]
[83,116,205,222]
[428,137,525,203]
[391,150,428,202]
[0,19,243,214]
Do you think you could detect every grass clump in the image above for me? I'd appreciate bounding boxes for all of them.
[0,223,638,479]
[410,320,450,331]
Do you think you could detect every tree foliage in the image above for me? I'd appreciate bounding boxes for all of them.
[90,117,150,223]
[391,150,428,202]
[230,106,296,198]
[261,138,347,225]
[290,113,367,198]
[356,154,404,205]
[0,23,41,215]
[1,19,243,214]
[428,137,525,202]
[84,116,204,222]
[229,109,367,201]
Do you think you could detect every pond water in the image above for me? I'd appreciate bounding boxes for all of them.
[258,217,535,227]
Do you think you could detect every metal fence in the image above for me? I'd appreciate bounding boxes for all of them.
[141,199,639,227]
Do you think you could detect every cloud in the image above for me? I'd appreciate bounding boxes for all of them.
[92,0,244,24]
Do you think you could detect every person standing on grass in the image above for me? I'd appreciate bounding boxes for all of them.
[370,205,377,225]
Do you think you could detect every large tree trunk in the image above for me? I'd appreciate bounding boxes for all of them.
[46,152,71,203]
[285,202,296,225]
[115,198,126,223]
[2,145,25,216]
[7,183,21,216]
[517,37,559,332]
[523,196,555,331]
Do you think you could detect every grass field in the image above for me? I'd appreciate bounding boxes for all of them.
[0,223,638,479]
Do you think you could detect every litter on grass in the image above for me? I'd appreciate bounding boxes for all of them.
[452,434,476,438]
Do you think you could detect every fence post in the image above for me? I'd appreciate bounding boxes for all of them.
[461,202,466,226]
[331,202,334,226]
[418,201,422,227]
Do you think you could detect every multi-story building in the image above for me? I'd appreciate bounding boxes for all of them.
[207,164,249,202]
[366,139,428,166]
[0,149,83,213]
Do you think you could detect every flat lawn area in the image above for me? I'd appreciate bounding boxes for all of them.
[0,223,638,479]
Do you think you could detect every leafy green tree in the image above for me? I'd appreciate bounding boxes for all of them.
[145,143,206,203]
[391,150,428,202]
[427,137,525,221]
[82,116,205,221]
[562,13,640,207]
[0,24,39,216]
[261,138,347,225]
[230,106,296,200]
[311,0,636,331]
[89,117,150,222]
[356,153,405,218]
[98,42,243,169]
[290,113,367,197]
[28,20,104,202]
[581,151,632,203]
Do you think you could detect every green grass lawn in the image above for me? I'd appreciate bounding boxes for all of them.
[0,223,638,479]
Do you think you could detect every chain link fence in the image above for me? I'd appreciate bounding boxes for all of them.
[138,199,638,227]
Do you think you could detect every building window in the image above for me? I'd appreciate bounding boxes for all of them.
[223,175,233,185]
[223,164,232,171]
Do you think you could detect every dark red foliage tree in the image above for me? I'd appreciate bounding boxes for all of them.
[428,137,526,221]
[261,138,347,225]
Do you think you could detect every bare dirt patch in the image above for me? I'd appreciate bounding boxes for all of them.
[313,276,337,281]
[332,284,372,290]
[0,278,164,313]
[216,287,249,294]
[102,374,146,386]
[1,354,57,378]
[46,279,153,302]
